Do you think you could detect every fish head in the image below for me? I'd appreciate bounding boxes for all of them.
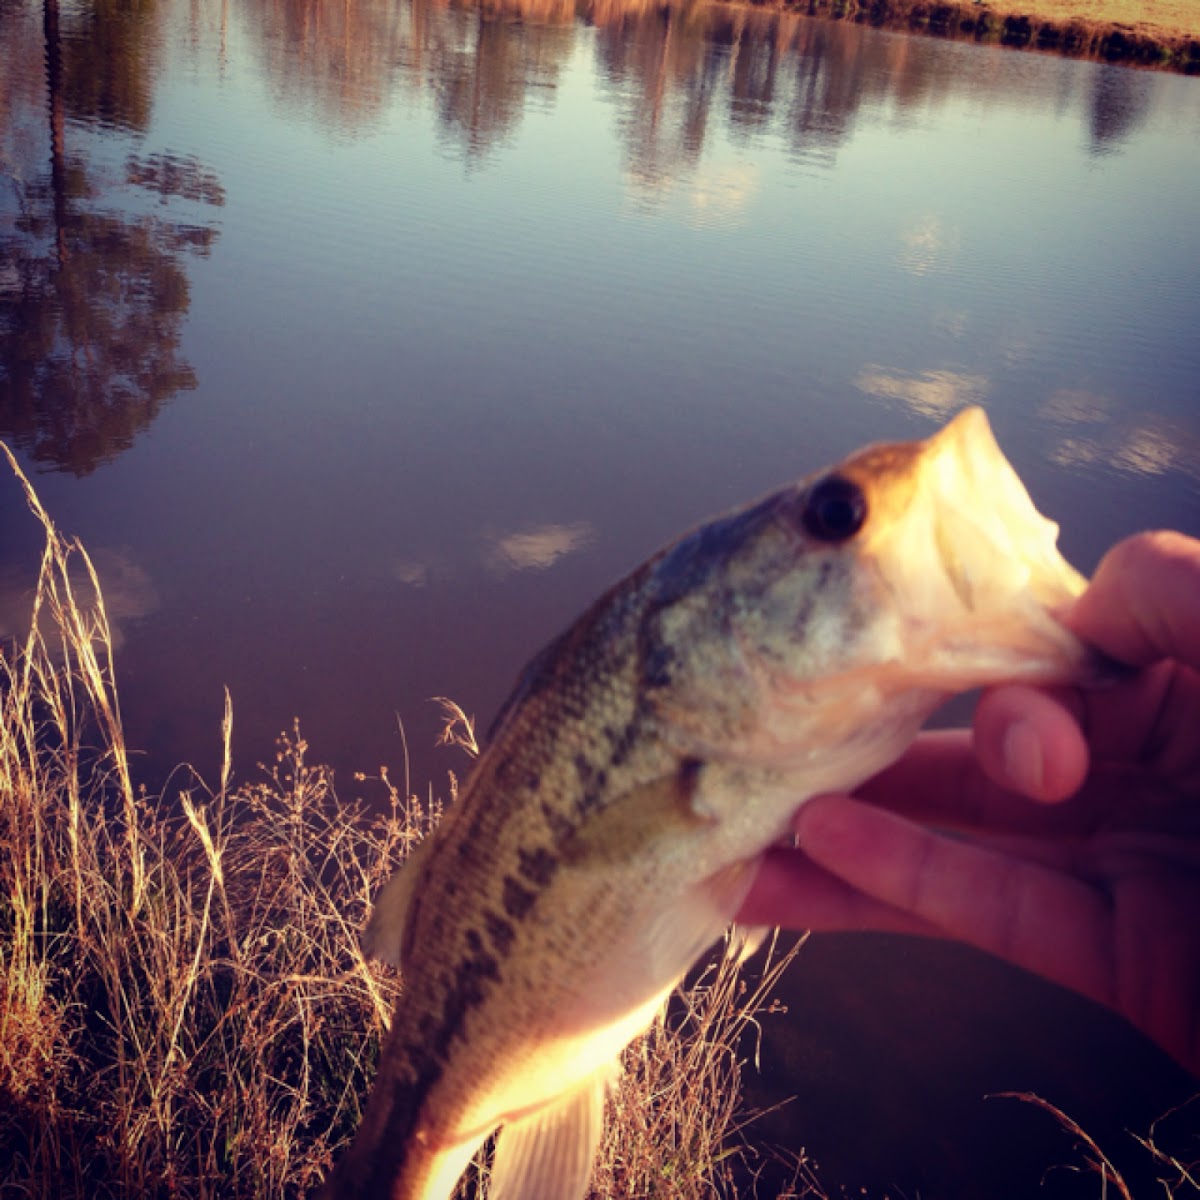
[640,407,1094,783]
[828,404,1091,688]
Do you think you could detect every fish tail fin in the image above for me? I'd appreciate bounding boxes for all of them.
[486,1068,611,1200]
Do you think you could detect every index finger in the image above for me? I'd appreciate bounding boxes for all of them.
[849,728,1094,834]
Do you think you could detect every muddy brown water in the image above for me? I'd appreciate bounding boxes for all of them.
[2,0,1198,1195]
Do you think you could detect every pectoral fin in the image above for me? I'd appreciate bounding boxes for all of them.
[487,1069,610,1200]
[565,771,762,1012]
[561,764,711,870]
[362,834,434,966]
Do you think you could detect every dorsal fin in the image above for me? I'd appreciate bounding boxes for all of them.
[362,834,435,967]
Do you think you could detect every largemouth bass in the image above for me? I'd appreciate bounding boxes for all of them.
[322,408,1094,1200]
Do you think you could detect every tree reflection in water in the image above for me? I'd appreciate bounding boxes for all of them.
[2,0,1161,485]
[237,0,1158,191]
[0,0,222,476]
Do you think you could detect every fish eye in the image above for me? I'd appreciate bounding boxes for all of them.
[800,474,867,543]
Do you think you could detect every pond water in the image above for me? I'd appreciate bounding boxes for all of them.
[2,0,1199,1194]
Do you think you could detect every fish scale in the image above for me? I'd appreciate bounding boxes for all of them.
[320,408,1097,1200]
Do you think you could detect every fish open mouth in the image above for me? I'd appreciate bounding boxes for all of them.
[700,409,1101,781]
[849,407,1096,692]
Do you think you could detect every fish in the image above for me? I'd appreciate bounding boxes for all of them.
[320,407,1095,1200]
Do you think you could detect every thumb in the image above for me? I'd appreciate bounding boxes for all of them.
[1070,531,1200,671]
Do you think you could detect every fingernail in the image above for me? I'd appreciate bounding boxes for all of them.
[794,795,860,858]
[1002,718,1044,796]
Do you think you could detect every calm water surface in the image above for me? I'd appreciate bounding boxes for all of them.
[2,0,1199,1194]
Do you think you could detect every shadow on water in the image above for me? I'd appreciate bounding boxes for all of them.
[740,933,1197,1199]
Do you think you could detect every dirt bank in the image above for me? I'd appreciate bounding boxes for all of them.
[775,0,1200,71]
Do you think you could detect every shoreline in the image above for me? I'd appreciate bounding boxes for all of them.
[752,0,1200,72]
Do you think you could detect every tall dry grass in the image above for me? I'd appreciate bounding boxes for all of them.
[0,443,814,1199]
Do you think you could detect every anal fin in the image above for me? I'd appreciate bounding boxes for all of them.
[487,1068,611,1200]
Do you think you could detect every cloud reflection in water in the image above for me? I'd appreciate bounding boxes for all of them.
[487,521,596,573]
[1041,390,1200,481]
[897,214,960,276]
[0,546,158,656]
[854,364,988,420]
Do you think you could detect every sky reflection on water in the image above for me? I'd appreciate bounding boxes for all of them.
[2,2,1199,1192]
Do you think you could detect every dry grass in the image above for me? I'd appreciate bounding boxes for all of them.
[596,934,825,1198]
[745,0,1200,71]
[987,0,1200,41]
[996,1092,1200,1199]
[0,442,811,1199]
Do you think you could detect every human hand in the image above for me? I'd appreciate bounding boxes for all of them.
[739,530,1200,1075]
